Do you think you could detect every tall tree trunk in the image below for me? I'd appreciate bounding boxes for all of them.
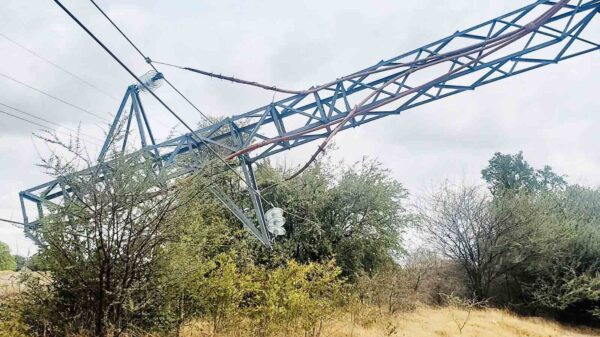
[96,262,107,337]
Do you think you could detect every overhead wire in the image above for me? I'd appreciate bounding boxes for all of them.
[221,0,570,179]
[0,32,120,101]
[0,31,184,133]
[24,0,579,244]
[0,217,24,227]
[87,0,211,123]
[54,0,323,236]
[152,60,308,95]
[0,101,104,143]
[51,1,261,200]
[149,0,570,168]
[87,0,462,231]
[288,0,571,179]
[0,109,52,130]
[0,108,102,146]
[0,70,110,122]
[0,32,178,135]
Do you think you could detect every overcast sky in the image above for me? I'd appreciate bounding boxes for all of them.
[0,0,598,255]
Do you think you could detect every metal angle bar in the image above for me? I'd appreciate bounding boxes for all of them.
[556,7,597,59]
[208,184,270,247]
[268,106,289,149]
[558,45,600,59]
[436,60,459,96]
[313,92,329,122]
[121,101,135,154]
[510,31,542,73]
[98,87,131,162]
[135,90,158,149]
[275,102,325,122]
[166,138,186,164]
[326,83,341,118]
[301,109,322,128]
[131,91,148,148]
[321,100,344,118]
[562,0,583,32]
[19,193,29,225]
[242,109,269,147]
[513,57,556,63]
[475,20,498,60]
[239,158,270,241]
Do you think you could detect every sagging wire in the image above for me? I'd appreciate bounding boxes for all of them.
[0,70,110,122]
[55,0,317,235]
[95,0,566,184]
[0,101,104,143]
[54,0,568,236]
[285,1,568,179]
[0,109,102,146]
[0,217,25,227]
[223,0,569,179]
[88,0,212,123]
[151,16,542,98]
[0,32,120,101]
[150,8,551,98]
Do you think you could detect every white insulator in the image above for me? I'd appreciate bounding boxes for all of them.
[265,207,286,236]
[138,70,164,92]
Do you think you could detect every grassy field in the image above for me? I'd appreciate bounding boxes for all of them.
[0,270,20,295]
[180,306,600,337]
[322,307,600,337]
[3,271,598,337]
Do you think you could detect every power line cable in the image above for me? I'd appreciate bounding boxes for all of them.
[0,32,176,131]
[0,101,103,142]
[0,217,24,227]
[0,108,99,144]
[88,0,211,122]
[54,0,317,239]
[52,1,251,185]
[0,71,110,122]
[0,108,102,147]
[0,32,120,101]
[0,109,49,129]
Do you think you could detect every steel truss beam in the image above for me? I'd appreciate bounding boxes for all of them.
[20,0,600,244]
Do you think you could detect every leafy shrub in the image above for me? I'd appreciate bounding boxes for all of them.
[0,241,16,271]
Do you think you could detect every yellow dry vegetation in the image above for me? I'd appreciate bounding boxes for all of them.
[0,270,20,295]
[325,307,600,337]
[180,306,600,337]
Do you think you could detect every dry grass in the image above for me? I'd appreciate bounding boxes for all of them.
[322,306,600,337]
[0,270,20,296]
[180,306,600,337]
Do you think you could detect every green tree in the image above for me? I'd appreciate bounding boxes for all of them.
[0,241,16,271]
[249,259,344,337]
[258,158,410,279]
[13,255,28,271]
[515,185,600,324]
[160,186,257,333]
[19,139,186,336]
[481,151,566,196]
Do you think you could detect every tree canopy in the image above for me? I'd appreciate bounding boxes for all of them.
[0,241,16,271]
[481,151,566,195]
